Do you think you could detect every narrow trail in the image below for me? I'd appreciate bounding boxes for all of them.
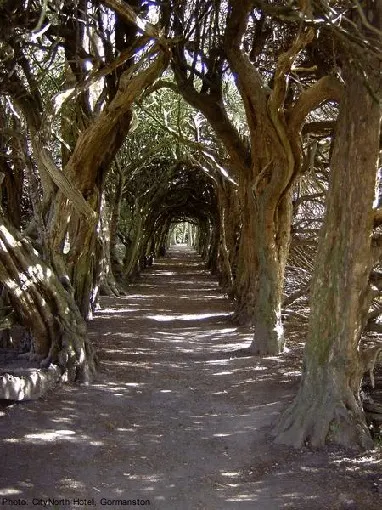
[0,247,380,510]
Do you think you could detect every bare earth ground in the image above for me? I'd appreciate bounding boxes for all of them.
[0,246,381,510]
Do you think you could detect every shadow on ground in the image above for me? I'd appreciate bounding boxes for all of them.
[0,246,381,509]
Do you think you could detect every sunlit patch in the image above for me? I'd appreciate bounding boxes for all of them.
[60,478,86,490]
[0,488,22,496]
[333,455,381,466]
[257,401,284,407]
[203,359,229,365]
[282,370,301,377]
[24,429,76,442]
[19,480,33,489]
[0,226,21,247]
[345,456,377,464]
[79,347,85,363]
[159,389,171,393]
[264,356,285,362]
[101,360,136,367]
[213,433,231,437]
[33,263,52,280]
[148,312,230,321]
[102,348,127,354]
[5,278,22,298]
[179,293,226,300]
[97,307,138,314]
[213,371,234,376]
[226,493,260,501]
[300,466,320,473]
[127,474,163,482]
[221,471,240,477]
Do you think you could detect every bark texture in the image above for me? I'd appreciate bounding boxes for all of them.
[0,216,96,382]
[48,50,169,317]
[169,1,341,353]
[275,65,381,449]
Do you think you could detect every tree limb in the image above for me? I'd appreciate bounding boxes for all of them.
[302,120,336,135]
[52,35,151,115]
[283,283,310,306]
[269,27,315,113]
[101,0,160,40]
[49,49,170,250]
[288,76,343,135]
[34,140,97,224]
[224,0,268,118]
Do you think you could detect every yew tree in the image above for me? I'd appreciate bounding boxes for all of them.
[165,0,342,354]
[276,0,382,449]
[0,0,169,380]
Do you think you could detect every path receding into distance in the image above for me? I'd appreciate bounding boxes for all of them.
[0,246,380,510]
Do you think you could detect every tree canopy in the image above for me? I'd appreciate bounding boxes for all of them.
[0,0,381,449]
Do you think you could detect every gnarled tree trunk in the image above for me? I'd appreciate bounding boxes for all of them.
[215,178,240,295]
[275,63,380,449]
[0,216,96,382]
[97,196,121,298]
[47,51,169,317]
[232,176,259,325]
[250,191,292,354]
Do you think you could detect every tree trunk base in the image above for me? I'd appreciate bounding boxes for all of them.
[229,347,257,358]
[274,385,374,450]
[53,327,97,384]
[231,306,255,327]
[249,342,284,356]
[250,322,285,356]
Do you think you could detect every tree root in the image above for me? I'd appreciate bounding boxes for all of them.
[274,388,374,450]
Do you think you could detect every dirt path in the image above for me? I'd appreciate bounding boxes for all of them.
[0,246,381,509]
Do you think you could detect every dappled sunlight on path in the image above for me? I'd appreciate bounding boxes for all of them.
[0,246,381,509]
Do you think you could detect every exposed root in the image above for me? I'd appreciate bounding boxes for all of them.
[274,387,374,450]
